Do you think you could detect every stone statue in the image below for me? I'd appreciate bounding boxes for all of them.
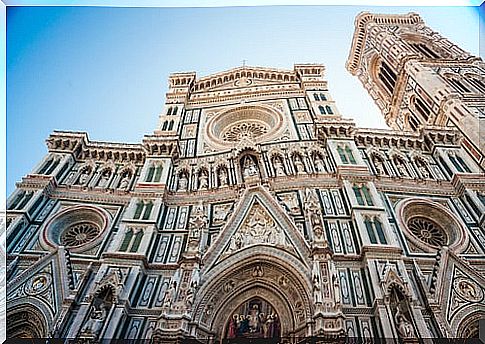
[81,303,108,337]
[314,155,326,173]
[395,159,408,177]
[77,168,90,185]
[395,308,415,338]
[163,281,177,308]
[417,162,430,178]
[294,155,305,174]
[374,158,385,175]
[313,274,323,304]
[273,157,286,176]
[97,170,110,188]
[118,173,130,190]
[333,271,341,305]
[198,170,208,189]
[218,168,228,186]
[178,172,188,191]
[242,156,258,178]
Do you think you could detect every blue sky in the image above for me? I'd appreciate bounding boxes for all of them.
[5,5,482,196]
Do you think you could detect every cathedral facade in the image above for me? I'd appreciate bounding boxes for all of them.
[5,12,485,342]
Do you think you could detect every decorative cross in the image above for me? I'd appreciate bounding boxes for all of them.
[242,59,247,68]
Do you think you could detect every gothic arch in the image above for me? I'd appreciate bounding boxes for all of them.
[455,310,485,338]
[193,251,312,340]
[7,303,51,338]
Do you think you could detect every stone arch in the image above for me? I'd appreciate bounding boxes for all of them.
[193,250,312,340]
[7,303,51,338]
[455,310,485,338]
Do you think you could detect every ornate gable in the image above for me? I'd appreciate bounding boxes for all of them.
[202,185,311,271]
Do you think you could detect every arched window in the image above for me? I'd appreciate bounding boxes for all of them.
[378,61,397,95]
[345,146,356,164]
[337,146,348,164]
[412,97,431,122]
[319,93,327,101]
[449,153,472,173]
[172,107,178,116]
[410,42,440,59]
[365,216,387,244]
[130,230,144,252]
[162,121,168,131]
[119,229,134,251]
[325,105,333,115]
[142,201,154,220]
[353,185,365,206]
[133,201,144,220]
[319,106,326,115]
[168,120,174,131]
[146,166,155,182]
[154,165,163,182]
[314,93,320,101]
[167,107,172,116]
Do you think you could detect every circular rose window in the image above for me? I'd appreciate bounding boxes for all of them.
[41,205,110,252]
[407,217,448,247]
[205,105,286,149]
[60,222,101,247]
[396,198,468,253]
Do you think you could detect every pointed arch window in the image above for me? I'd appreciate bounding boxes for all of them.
[162,121,168,131]
[345,146,356,164]
[325,105,334,115]
[146,166,155,182]
[133,201,144,219]
[168,120,174,131]
[378,61,397,95]
[319,93,327,101]
[449,153,472,173]
[319,106,326,115]
[449,77,471,93]
[172,107,178,116]
[167,107,173,116]
[130,229,144,252]
[142,201,154,220]
[119,228,144,252]
[119,229,134,251]
[314,93,320,101]
[337,146,348,164]
[364,216,387,244]
[353,185,373,206]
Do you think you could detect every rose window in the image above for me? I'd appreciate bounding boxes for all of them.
[407,217,448,247]
[205,105,286,149]
[60,223,101,247]
[40,205,110,252]
[221,122,269,142]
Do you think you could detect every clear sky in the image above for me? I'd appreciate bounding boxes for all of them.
[5,5,481,196]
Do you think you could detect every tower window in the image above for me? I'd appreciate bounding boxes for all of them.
[413,98,431,122]
[319,93,327,101]
[325,105,334,115]
[314,93,320,101]
[167,107,173,116]
[410,42,440,59]
[319,106,326,115]
[378,61,397,95]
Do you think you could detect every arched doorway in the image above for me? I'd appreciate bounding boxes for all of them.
[7,305,48,338]
[224,297,281,340]
[192,251,313,341]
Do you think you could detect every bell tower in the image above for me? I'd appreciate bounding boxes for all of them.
[346,12,485,167]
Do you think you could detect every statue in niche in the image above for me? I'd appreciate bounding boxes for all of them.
[415,159,430,178]
[333,271,341,306]
[213,204,231,225]
[178,172,189,191]
[273,156,286,176]
[118,172,131,190]
[218,167,228,186]
[395,308,415,338]
[198,170,208,189]
[242,155,258,179]
[373,157,385,175]
[313,274,323,304]
[97,169,111,188]
[294,155,305,174]
[77,168,91,185]
[163,281,177,309]
[314,154,326,173]
[81,303,108,337]
[394,158,408,177]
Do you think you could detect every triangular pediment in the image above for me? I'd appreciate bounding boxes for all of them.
[7,247,80,316]
[202,185,310,271]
